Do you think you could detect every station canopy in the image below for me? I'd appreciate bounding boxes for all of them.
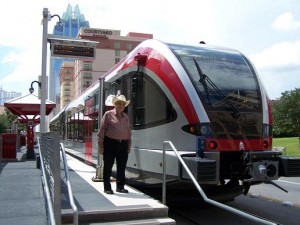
[67,112,92,124]
[4,94,56,122]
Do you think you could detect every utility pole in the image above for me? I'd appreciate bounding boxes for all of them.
[40,8,49,133]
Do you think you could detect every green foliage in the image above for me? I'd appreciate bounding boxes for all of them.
[0,114,9,133]
[4,108,18,125]
[272,88,300,138]
[0,108,26,134]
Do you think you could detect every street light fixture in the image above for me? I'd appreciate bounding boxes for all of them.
[29,80,41,94]
[51,14,62,26]
[40,8,97,133]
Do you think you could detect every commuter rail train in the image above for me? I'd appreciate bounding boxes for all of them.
[50,39,299,198]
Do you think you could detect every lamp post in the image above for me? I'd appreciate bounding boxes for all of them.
[25,80,42,159]
[40,8,61,133]
[29,81,41,94]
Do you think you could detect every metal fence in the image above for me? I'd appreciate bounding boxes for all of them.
[38,132,61,225]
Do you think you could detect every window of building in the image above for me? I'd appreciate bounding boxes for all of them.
[65,69,72,74]
[126,43,132,50]
[115,50,120,57]
[83,63,92,71]
[83,80,91,87]
[114,42,120,49]
[83,72,92,79]
[115,58,120,64]
[64,75,71,81]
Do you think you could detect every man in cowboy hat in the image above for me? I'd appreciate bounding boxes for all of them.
[98,95,131,194]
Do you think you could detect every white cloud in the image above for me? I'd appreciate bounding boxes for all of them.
[1,46,42,93]
[1,0,300,100]
[249,40,300,69]
[272,12,300,31]
[0,0,217,96]
[249,40,300,99]
[258,70,300,100]
[1,51,20,64]
[2,56,40,83]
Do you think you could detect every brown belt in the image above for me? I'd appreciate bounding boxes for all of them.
[105,136,128,143]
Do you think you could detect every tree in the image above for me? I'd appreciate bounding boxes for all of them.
[4,108,18,127]
[272,88,300,147]
[1,108,26,133]
[0,114,9,133]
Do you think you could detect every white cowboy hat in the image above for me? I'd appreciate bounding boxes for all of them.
[112,95,130,107]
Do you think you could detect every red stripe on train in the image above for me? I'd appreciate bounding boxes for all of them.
[119,46,200,124]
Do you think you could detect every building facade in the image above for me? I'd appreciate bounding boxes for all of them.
[0,86,21,106]
[49,4,89,113]
[73,28,153,98]
[60,62,75,109]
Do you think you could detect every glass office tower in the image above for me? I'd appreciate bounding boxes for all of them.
[49,4,89,112]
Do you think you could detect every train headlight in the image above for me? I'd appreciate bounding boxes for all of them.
[190,126,196,133]
[200,125,211,135]
[181,123,212,136]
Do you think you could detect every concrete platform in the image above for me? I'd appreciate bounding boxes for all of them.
[61,152,175,224]
[0,147,47,225]
[0,146,175,224]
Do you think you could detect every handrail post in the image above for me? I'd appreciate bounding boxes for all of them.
[162,142,167,205]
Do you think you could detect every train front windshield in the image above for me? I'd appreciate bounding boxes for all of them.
[169,43,264,140]
[169,44,261,113]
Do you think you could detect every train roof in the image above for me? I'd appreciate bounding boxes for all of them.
[53,39,246,119]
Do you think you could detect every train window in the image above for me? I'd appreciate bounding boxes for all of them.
[128,72,176,129]
[169,44,261,113]
[106,79,121,96]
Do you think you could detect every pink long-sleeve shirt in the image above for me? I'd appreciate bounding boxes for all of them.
[98,108,132,150]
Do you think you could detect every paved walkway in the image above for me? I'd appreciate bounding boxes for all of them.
[0,147,47,225]
[60,149,173,224]
[0,146,174,225]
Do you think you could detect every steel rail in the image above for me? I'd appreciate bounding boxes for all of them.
[60,143,79,225]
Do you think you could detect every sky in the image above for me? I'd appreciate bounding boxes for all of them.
[0,0,300,100]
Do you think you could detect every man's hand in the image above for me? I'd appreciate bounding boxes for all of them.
[99,147,104,155]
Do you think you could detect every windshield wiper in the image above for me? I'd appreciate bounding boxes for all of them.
[193,58,240,118]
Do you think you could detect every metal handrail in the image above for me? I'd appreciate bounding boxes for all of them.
[37,138,56,225]
[60,143,79,225]
[162,141,278,225]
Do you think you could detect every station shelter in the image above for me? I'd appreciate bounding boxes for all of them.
[4,94,56,159]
